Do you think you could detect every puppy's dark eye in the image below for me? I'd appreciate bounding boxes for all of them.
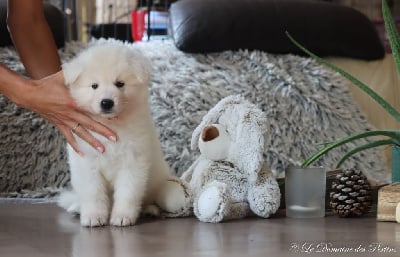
[115,81,125,88]
[91,83,98,90]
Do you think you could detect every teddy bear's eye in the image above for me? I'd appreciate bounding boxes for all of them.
[115,81,125,88]
[91,83,98,90]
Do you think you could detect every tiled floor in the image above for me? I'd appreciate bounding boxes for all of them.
[0,201,399,257]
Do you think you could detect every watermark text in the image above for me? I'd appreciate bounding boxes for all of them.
[289,242,397,254]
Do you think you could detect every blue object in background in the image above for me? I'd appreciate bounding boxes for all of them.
[391,145,400,183]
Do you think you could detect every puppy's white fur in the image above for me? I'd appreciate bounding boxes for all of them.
[58,41,190,227]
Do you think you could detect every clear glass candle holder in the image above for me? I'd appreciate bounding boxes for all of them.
[285,166,326,218]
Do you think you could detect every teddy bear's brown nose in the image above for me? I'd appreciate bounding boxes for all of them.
[202,125,219,142]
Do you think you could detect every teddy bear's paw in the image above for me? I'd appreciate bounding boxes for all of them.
[195,182,229,223]
[247,172,281,218]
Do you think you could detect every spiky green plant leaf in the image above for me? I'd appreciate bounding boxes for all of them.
[336,139,396,168]
[290,1,400,169]
[286,32,400,122]
[301,130,400,168]
[382,0,400,75]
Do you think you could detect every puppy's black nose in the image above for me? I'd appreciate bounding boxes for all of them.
[101,99,114,111]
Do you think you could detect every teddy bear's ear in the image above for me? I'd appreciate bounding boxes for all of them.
[231,101,267,184]
[191,95,245,150]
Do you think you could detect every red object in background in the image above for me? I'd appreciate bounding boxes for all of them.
[131,10,147,41]
[373,18,400,53]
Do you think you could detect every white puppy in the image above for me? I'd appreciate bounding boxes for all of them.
[58,41,191,227]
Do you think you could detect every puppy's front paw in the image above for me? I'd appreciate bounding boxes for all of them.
[110,210,139,226]
[80,212,109,227]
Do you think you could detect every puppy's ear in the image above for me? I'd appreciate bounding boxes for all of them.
[127,49,152,85]
[62,61,82,87]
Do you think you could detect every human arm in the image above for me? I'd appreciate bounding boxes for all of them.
[4,0,117,154]
[7,0,61,79]
[0,65,118,155]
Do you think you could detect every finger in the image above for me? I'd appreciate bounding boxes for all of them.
[59,125,83,156]
[72,123,105,154]
[75,114,117,142]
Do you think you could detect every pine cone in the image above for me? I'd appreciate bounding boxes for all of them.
[329,168,372,217]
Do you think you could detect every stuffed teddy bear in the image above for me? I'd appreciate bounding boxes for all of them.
[181,95,281,223]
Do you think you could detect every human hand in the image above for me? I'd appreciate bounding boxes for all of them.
[19,71,117,155]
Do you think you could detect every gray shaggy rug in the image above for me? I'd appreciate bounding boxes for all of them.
[0,39,389,198]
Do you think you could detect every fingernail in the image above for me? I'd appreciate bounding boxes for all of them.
[109,136,117,142]
[97,147,104,153]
